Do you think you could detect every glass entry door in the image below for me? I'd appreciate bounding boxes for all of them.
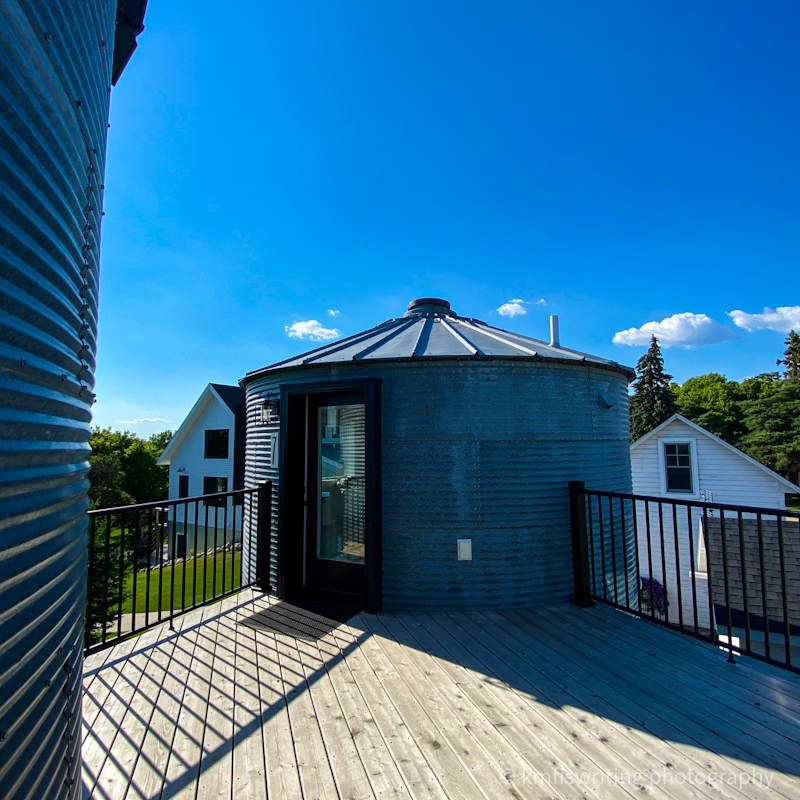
[305,394,366,595]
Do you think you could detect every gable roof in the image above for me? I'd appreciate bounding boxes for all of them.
[631,413,799,492]
[158,384,240,466]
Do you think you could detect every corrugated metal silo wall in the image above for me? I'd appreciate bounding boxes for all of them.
[245,358,635,610]
[243,393,279,588]
[0,1,116,798]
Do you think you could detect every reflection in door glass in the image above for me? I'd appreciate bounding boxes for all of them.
[317,404,365,564]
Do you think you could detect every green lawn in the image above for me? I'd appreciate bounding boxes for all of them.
[121,551,242,613]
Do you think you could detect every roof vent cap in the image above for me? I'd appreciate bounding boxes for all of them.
[404,297,455,317]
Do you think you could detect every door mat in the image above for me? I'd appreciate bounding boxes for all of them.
[238,599,362,641]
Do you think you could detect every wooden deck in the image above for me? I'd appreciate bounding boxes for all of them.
[82,589,800,800]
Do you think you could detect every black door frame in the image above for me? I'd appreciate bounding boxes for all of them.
[277,377,382,613]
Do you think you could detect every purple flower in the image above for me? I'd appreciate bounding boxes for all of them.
[640,576,669,616]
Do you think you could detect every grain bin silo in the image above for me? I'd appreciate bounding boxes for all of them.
[0,3,145,798]
[242,298,635,613]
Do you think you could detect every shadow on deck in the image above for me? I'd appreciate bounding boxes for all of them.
[81,589,800,799]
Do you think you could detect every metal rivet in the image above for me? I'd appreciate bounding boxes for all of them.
[75,99,82,107]
[44,32,52,41]
[0,731,5,741]
[45,679,51,687]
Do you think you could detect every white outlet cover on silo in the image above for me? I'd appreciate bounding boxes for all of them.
[457,538,472,560]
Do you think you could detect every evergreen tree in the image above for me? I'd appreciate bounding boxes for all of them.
[629,335,678,441]
[777,330,800,383]
[739,381,800,485]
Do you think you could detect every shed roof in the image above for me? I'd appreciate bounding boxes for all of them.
[243,298,634,384]
[209,383,245,413]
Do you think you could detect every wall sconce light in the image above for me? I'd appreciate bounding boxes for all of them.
[256,399,280,425]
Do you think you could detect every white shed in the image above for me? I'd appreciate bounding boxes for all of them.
[630,414,798,631]
[158,383,246,557]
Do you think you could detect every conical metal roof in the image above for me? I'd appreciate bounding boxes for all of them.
[244,298,634,381]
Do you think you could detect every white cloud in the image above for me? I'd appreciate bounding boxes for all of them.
[612,312,738,348]
[115,417,171,424]
[328,309,340,316]
[534,299,547,306]
[497,299,527,318]
[285,320,341,341]
[727,306,800,333]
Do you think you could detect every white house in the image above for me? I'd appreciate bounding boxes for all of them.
[630,413,798,634]
[158,383,246,558]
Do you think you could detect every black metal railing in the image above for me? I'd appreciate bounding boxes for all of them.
[84,482,272,654]
[569,481,800,674]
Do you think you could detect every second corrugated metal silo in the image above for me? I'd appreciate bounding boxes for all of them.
[242,298,636,611]
[0,3,145,798]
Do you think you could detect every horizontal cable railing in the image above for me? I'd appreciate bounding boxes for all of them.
[85,483,271,655]
[569,481,800,674]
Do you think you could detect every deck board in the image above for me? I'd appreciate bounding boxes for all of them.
[196,595,239,799]
[589,602,800,709]
[82,591,800,800]
[250,596,305,800]
[543,604,800,750]
[498,607,800,800]
[161,603,223,799]
[515,605,800,785]
[127,606,208,800]
[469,608,763,800]
[231,606,268,800]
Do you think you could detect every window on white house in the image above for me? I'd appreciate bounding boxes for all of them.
[203,476,228,506]
[204,429,229,459]
[178,474,189,498]
[664,442,693,492]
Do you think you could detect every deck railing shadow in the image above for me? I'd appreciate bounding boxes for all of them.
[83,476,800,797]
[82,594,370,799]
[83,589,800,799]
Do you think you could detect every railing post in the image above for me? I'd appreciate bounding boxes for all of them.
[569,481,595,608]
[256,480,273,591]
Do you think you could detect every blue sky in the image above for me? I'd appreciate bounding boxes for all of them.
[96,0,800,437]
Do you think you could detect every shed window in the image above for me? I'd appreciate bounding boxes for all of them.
[664,443,693,493]
[204,429,229,459]
[203,476,228,506]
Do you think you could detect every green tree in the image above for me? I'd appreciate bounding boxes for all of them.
[149,429,174,453]
[740,371,782,399]
[86,454,134,640]
[123,439,168,503]
[88,427,170,504]
[630,335,678,441]
[85,513,131,641]
[675,373,746,446]
[739,381,800,484]
[777,330,800,383]
[87,453,134,510]
[85,428,171,639]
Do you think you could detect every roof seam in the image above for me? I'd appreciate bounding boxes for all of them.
[455,318,538,356]
[440,317,480,355]
[353,317,418,360]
